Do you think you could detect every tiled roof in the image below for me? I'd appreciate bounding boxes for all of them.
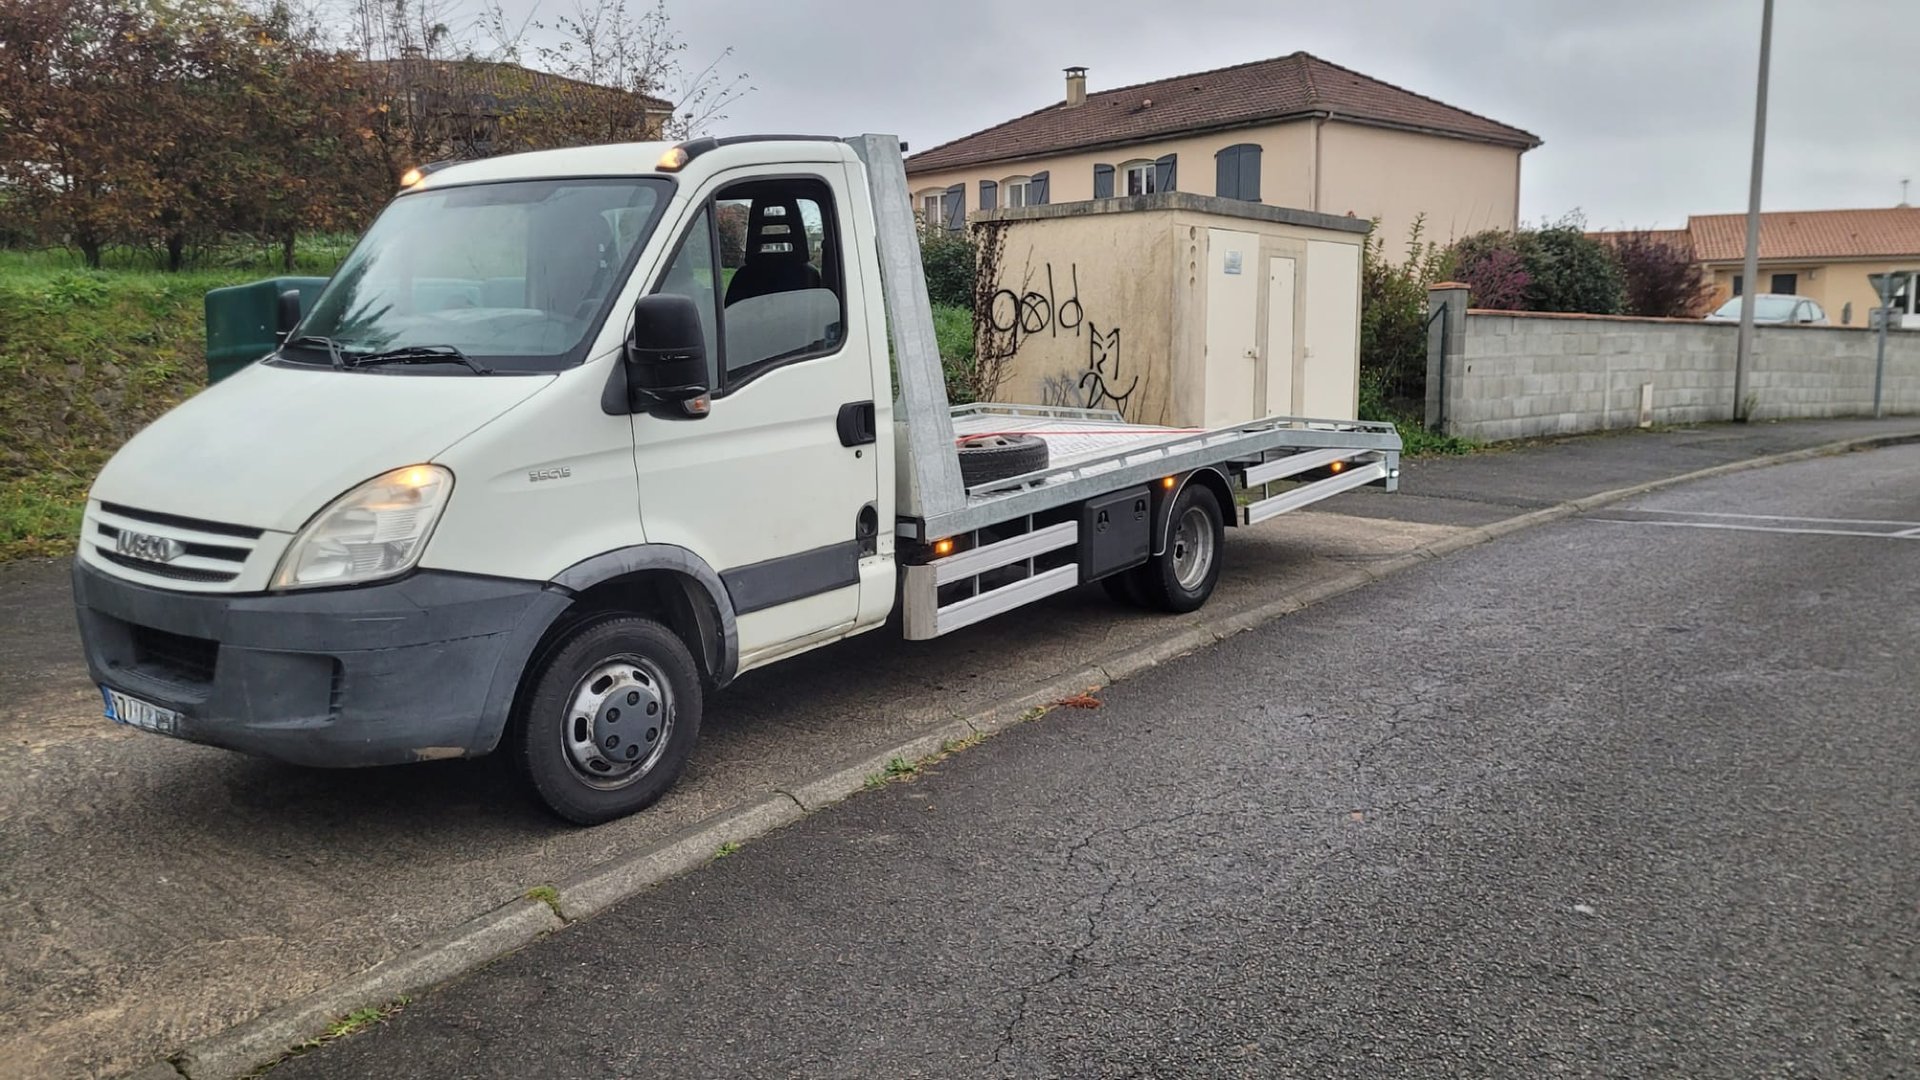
[358,59,674,114]
[905,51,1540,174]
[1686,207,1920,263]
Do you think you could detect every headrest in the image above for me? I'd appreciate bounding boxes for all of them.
[744,199,809,263]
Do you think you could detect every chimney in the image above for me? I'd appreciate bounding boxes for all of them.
[1065,66,1087,108]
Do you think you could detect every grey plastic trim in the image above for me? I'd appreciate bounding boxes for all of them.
[551,544,741,686]
[720,540,861,615]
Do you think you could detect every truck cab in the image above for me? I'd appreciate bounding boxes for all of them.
[74,135,1400,824]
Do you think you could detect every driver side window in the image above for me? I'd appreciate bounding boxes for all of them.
[652,206,720,389]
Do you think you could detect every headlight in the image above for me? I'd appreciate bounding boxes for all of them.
[273,465,452,590]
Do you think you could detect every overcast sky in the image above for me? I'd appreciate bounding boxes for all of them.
[493,0,1918,229]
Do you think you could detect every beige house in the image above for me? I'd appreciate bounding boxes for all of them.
[1681,206,1920,328]
[905,52,1540,249]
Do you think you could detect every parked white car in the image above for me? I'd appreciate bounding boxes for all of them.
[1705,294,1828,326]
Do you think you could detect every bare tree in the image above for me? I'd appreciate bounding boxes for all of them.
[483,0,748,139]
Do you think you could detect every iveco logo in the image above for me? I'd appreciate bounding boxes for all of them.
[115,530,184,563]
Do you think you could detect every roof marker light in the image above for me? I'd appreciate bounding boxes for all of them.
[657,147,690,172]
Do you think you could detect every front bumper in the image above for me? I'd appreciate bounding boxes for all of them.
[72,560,569,767]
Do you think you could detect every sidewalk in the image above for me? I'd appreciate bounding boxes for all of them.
[2,418,1916,1079]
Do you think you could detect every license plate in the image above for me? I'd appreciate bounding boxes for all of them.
[102,687,182,736]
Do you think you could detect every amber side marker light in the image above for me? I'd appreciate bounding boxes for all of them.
[933,538,954,556]
[1161,476,1176,489]
[1329,460,1346,473]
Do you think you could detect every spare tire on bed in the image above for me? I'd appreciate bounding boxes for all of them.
[956,433,1049,486]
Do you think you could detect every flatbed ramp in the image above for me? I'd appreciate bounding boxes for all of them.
[903,403,1401,639]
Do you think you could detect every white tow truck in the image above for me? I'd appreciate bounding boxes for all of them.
[72,134,1401,823]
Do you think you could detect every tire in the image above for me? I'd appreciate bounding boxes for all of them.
[513,615,703,825]
[1138,484,1225,614]
[957,433,1049,486]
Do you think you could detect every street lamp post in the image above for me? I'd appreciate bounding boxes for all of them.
[1733,0,1774,423]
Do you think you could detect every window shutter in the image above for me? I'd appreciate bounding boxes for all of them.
[980,180,998,211]
[1029,171,1049,205]
[1214,148,1238,200]
[1154,154,1177,193]
[944,184,964,231]
[1093,163,1114,199]
[1215,144,1260,202]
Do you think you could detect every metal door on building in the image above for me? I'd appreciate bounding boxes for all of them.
[1203,228,1262,427]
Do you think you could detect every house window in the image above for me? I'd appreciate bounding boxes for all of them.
[918,192,944,231]
[1003,176,1032,208]
[1732,275,1742,297]
[1770,273,1798,295]
[1887,272,1916,315]
[1120,160,1156,196]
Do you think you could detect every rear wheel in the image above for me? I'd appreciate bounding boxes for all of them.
[514,615,703,825]
[1137,484,1225,613]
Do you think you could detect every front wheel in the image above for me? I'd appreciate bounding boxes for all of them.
[1137,484,1226,613]
[513,615,703,825]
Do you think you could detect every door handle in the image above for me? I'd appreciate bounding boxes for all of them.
[836,400,876,447]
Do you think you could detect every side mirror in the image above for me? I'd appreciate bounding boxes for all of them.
[624,293,710,404]
[275,288,304,339]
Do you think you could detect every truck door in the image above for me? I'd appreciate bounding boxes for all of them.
[635,166,881,667]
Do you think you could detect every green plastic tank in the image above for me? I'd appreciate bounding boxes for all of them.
[203,276,328,384]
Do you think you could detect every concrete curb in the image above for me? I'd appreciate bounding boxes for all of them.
[175,900,564,1079]
[138,428,1920,1079]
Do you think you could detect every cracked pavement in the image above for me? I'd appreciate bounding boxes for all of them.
[276,444,1920,1079]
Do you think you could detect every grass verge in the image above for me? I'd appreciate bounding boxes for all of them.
[0,243,349,561]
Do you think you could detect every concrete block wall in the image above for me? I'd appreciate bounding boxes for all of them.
[1432,302,1920,443]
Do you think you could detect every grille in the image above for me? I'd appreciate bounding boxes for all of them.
[98,502,264,539]
[131,624,219,684]
[90,502,263,588]
[96,549,240,584]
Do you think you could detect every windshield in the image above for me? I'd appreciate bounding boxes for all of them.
[1713,295,1799,321]
[286,177,670,373]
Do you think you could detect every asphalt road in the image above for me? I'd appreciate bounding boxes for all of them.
[276,445,1920,1079]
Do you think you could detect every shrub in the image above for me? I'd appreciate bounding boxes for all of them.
[919,228,975,309]
[1443,218,1627,316]
[1445,230,1530,310]
[1360,216,1446,406]
[1610,231,1710,318]
[930,304,978,405]
[1516,220,1624,315]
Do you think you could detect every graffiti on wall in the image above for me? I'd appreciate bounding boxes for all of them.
[991,260,1141,419]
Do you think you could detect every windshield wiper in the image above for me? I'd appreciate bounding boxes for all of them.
[285,335,352,371]
[345,345,493,375]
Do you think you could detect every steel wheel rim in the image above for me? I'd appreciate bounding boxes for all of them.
[1171,505,1214,591]
[561,653,674,790]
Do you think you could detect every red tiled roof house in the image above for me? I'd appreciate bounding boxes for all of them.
[904,52,1540,247]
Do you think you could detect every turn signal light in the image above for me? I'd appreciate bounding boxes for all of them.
[1161,476,1176,489]
[1329,460,1346,473]
[933,538,954,556]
